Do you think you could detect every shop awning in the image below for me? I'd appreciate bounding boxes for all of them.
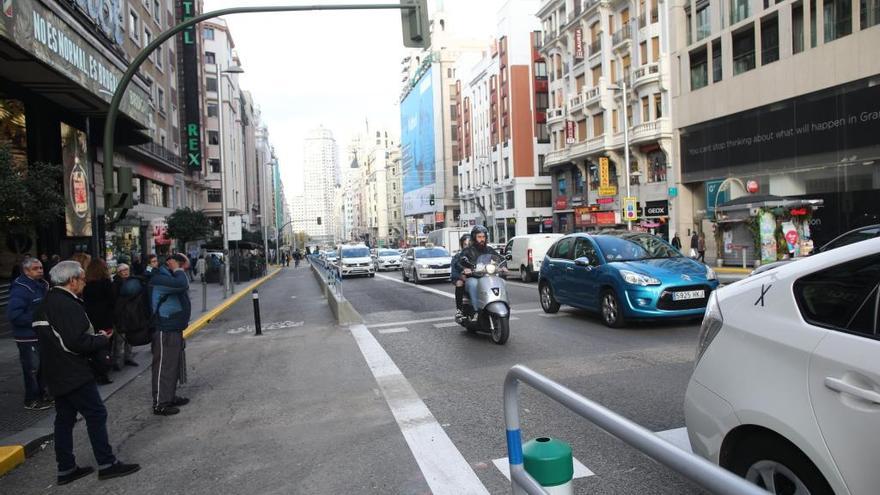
[715,194,824,213]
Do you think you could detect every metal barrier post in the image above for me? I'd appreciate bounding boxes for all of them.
[742,247,747,269]
[201,275,207,313]
[252,290,262,336]
[503,365,767,495]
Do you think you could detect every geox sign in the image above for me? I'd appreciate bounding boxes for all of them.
[67,0,125,45]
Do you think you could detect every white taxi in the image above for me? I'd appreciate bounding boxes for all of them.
[336,244,375,278]
[685,237,880,494]
[401,246,452,284]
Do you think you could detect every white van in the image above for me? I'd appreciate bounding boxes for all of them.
[336,244,375,278]
[503,234,563,282]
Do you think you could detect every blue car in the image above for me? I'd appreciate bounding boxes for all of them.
[538,231,720,327]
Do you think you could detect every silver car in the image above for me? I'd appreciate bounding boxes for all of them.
[401,247,452,284]
[374,249,402,271]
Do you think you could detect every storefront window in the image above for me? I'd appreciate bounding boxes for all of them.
[147,181,169,207]
[573,168,585,194]
[557,173,567,195]
[588,162,599,189]
[0,99,28,169]
[648,150,667,182]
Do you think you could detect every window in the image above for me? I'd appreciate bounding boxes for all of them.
[208,130,220,145]
[730,0,750,23]
[591,65,602,86]
[148,181,168,207]
[535,92,549,110]
[535,61,548,77]
[824,0,852,42]
[506,191,515,208]
[642,96,650,121]
[761,15,779,64]
[557,174,567,195]
[696,4,711,40]
[640,41,648,64]
[207,103,218,117]
[577,119,588,141]
[612,109,620,133]
[610,59,617,83]
[647,149,667,182]
[157,88,165,114]
[204,27,215,40]
[205,51,216,64]
[861,0,880,28]
[810,0,818,47]
[155,43,163,68]
[792,2,805,53]
[551,238,574,260]
[592,112,604,136]
[712,38,723,82]
[206,77,218,92]
[690,46,709,89]
[732,26,756,75]
[794,254,880,336]
[654,93,662,119]
[143,28,152,54]
[129,10,139,42]
[651,37,660,61]
[573,238,600,265]
[208,189,221,203]
[504,158,510,179]
[537,123,550,143]
[153,0,161,21]
[526,189,552,207]
[538,155,550,176]
[209,158,221,173]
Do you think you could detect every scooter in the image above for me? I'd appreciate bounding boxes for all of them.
[455,253,511,345]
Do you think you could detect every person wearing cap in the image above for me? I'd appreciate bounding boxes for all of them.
[148,254,191,416]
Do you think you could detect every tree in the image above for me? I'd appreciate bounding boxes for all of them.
[166,207,213,250]
[0,146,64,253]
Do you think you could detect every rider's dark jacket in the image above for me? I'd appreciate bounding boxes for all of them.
[457,244,500,273]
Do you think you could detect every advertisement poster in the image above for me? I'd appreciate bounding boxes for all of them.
[400,68,436,216]
[782,221,798,254]
[760,211,777,264]
[723,230,733,254]
[61,122,92,237]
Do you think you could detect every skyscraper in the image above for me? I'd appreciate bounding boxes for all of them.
[301,127,340,244]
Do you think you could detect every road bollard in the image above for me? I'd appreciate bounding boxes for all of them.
[201,276,207,313]
[523,437,574,495]
[252,290,262,336]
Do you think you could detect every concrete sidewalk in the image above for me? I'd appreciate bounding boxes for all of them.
[0,267,284,474]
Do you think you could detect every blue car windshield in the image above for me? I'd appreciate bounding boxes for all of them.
[379,250,399,256]
[416,248,449,258]
[595,235,681,262]
[342,248,370,258]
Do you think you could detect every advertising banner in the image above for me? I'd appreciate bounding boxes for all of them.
[178,0,203,171]
[61,122,92,237]
[760,211,777,264]
[565,121,575,144]
[782,221,798,254]
[401,68,436,216]
[599,157,610,187]
[574,29,584,59]
[598,185,617,196]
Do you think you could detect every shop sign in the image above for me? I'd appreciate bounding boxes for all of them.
[1,0,151,127]
[543,218,554,227]
[574,206,592,226]
[179,0,203,171]
[554,195,569,210]
[623,196,638,221]
[595,211,617,225]
[790,208,808,216]
[599,157,610,187]
[598,185,617,196]
[151,218,171,246]
[597,197,614,205]
[134,164,175,186]
[61,123,92,237]
[574,29,584,59]
[644,200,669,217]
[565,121,575,144]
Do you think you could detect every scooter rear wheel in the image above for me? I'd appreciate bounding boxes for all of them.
[489,315,509,345]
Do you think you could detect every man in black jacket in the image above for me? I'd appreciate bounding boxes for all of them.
[33,261,140,485]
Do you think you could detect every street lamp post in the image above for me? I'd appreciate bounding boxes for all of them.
[215,63,244,298]
[609,81,633,231]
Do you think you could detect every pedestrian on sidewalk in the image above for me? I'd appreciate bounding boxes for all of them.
[70,252,91,272]
[689,232,700,259]
[6,257,52,410]
[33,261,140,485]
[110,264,137,368]
[671,232,682,250]
[131,254,144,276]
[194,255,206,282]
[143,254,159,282]
[149,254,192,416]
[82,259,115,383]
[698,232,707,263]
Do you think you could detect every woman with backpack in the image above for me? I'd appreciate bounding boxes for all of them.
[111,264,139,369]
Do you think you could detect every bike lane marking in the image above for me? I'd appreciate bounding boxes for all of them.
[350,324,490,495]
[378,327,409,334]
[374,273,455,299]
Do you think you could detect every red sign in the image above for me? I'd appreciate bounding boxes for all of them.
[435,211,445,223]
[565,121,575,144]
[554,196,569,210]
[574,207,592,226]
[595,211,617,225]
[785,229,799,246]
[135,164,175,186]
[543,218,554,227]
[597,197,614,204]
[747,180,759,193]
[574,29,584,59]
[789,208,808,216]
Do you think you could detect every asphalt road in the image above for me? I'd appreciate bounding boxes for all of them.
[346,269,707,494]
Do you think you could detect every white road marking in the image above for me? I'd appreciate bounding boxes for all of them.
[492,456,595,480]
[374,273,455,299]
[433,322,459,328]
[655,427,692,453]
[378,327,409,334]
[350,324,489,495]
[504,280,538,290]
[368,308,543,329]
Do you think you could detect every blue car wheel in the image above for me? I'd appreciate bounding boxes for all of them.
[601,289,626,328]
[540,282,560,314]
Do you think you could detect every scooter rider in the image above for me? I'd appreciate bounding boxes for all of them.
[450,234,472,317]
[459,225,500,268]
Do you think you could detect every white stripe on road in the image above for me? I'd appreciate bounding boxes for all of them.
[433,322,459,328]
[368,308,543,329]
[655,427,692,453]
[504,280,538,290]
[492,456,595,481]
[378,327,409,334]
[374,273,455,299]
[350,324,489,495]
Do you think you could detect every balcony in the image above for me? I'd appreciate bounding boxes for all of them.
[546,106,566,124]
[588,36,602,57]
[631,62,660,88]
[587,135,606,152]
[583,84,602,107]
[545,149,567,167]
[629,117,672,144]
[127,141,184,173]
[543,30,557,45]
[569,93,585,112]
[612,24,632,47]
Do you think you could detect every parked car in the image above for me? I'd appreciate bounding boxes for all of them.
[401,246,452,284]
[751,224,880,276]
[685,237,880,495]
[504,234,563,282]
[374,249,402,271]
[538,231,719,327]
[336,244,374,278]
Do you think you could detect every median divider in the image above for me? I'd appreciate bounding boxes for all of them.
[309,258,363,325]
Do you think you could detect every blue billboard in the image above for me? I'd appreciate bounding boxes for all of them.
[400,67,436,216]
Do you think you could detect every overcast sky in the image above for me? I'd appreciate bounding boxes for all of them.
[203,0,503,199]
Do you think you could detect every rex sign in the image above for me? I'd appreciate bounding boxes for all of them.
[179,1,203,172]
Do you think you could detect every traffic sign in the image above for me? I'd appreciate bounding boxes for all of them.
[623,197,638,221]
[228,215,242,241]
[598,185,617,196]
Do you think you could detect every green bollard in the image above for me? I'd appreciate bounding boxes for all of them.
[523,437,574,494]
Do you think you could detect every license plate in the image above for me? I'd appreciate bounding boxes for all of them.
[673,290,705,301]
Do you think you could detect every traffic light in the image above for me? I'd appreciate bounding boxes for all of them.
[429,194,435,206]
[105,166,134,224]
[400,0,430,48]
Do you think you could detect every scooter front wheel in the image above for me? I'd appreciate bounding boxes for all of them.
[489,315,509,345]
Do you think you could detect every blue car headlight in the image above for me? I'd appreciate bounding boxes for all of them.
[706,267,717,280]
[620,269,661,286]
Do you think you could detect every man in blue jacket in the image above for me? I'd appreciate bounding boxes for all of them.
[149,254,191,416]
[6,257,51,410]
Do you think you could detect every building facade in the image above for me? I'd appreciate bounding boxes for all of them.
[456,0,554,242]
[299,127,340,244]
[671,0,880,257]
[538,0,674,237]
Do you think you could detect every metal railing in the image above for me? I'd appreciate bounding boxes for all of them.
[588,37,602,56]
[130,140,184,170]
[612,24,632,45]
[503,365,768,495]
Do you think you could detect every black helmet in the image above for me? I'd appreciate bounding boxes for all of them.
[470,225,489,241]
[459,233,472,247]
